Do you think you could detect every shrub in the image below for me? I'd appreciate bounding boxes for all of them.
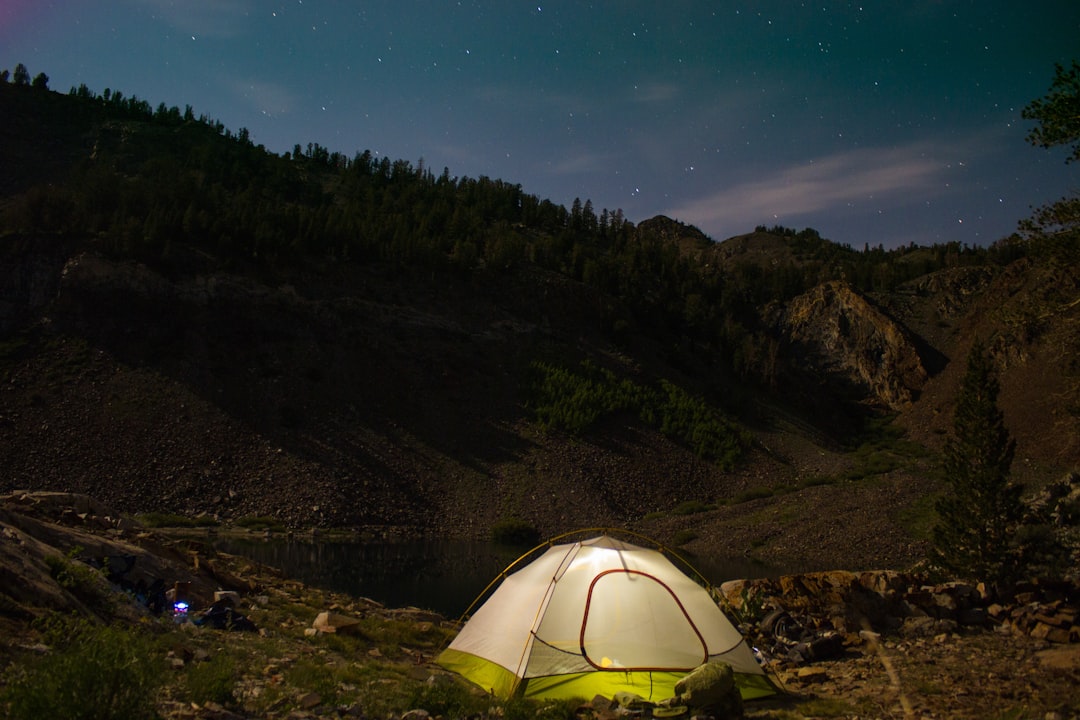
[135,512,219,528]
[236,515,288,532]
[730,487,774,504]
[671,499,713,516]
[529,361,749,468]
[492,518,541,546]
[799,474,835,489]
[672,529,699,546]
[406,678,488,719]
[844,450,901,479]
[733,584,769,624]
[185,653,238,707]
[1,617,163,720]
[529,360,639,434]
[45,547,111,610]
[283,657,338,702]
[652,380,749,470]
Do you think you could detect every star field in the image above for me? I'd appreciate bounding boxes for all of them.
[3,1,1078,249]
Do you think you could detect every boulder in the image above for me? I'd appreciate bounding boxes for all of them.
[214,590,242,606]
[312,610,366,636]
[1035,645,1080,671]
[795,666,828,684]
[298,692,322,710]
[673,662,742,717]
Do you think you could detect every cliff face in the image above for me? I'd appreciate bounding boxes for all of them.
[772,280,928,410]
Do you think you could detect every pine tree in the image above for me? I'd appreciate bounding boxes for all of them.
[1022,60,1080,162]
[931,338,1022,584]
[12,63,30,86]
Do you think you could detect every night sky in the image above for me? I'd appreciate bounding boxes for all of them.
[4,1,1079,249]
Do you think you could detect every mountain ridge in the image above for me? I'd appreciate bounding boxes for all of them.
[1,79,1078,571]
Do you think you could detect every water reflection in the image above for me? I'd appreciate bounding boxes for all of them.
[213,536,775,618]
[214,537,521,617]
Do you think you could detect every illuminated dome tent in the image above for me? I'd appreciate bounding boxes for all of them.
[437,534,775,702]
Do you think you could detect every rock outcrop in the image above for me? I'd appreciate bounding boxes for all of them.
[720,569,1080,652]
[771,281,928,409]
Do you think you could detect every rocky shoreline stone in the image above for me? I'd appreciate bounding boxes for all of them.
[721,570,1079,653]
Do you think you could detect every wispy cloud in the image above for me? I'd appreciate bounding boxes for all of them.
[473,81,601,120]
[224,77,296,117]
[545,150,617,176]
[127,0,253,38]
[630,81,681,104]
[664,143,949,234]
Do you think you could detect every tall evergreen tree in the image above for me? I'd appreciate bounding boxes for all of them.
[931,338,1022,584]
[12,63,30,86]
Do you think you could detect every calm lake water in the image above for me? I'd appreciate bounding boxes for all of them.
[212,536,778,617]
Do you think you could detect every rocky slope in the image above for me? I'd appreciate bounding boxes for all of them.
[2,226,1079,576]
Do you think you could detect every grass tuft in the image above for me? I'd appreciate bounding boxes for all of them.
[1,616,163,720]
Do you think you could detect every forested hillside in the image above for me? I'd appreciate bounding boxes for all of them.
[1,70,1077,570]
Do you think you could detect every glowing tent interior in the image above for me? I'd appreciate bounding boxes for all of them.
[437,533,776,702]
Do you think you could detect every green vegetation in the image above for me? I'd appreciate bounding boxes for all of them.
[927,335,1074,584]
[530,361,750,469]
[1010,475,1078,581]
[235,515,288,532]
[931,339,1023,584]
[529,360,642,434]
[403,677,490,718]
[671,499,715,516]
[1017,61,1080,412]
[183,652,239,707]
[491,518,541,546]
[731,583,769,625]
[1022,60,1080,163]
[728,486,777,505]
[44,547,111,611]
[134,512,219,529]
[671,528,699,546]
[1,616,163,720]
[655,380,750,467]
[896,492,939,542]
[0,335,30,363]
[0,573,580,720]
[718,473,840,508]
[843,416,929,482]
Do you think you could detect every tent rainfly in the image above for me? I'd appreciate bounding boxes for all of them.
[437,534,776,702]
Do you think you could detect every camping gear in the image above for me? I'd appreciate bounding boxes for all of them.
[437,533,775,701]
